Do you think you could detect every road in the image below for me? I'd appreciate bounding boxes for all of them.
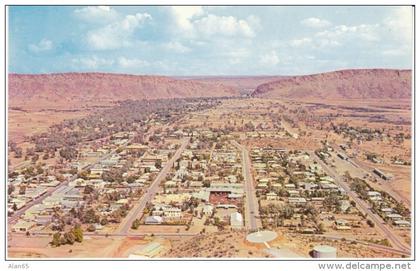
[310,234,410,257]
[115,138,189,235]
[8,138,133,225]
[351,156,410,207]
[10,231,197,238]
[232,140,260,231]
[310,152,411,254]
[331,143,410,207]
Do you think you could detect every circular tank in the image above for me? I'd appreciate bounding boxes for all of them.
[312,245,337,258]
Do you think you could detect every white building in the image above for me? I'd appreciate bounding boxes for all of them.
[230,212,243,230]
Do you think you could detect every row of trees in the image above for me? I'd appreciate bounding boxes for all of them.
[50,225,83,247]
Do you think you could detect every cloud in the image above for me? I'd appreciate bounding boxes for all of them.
[194,14,255,38]
[290,37,312,47]
[117,57,150,69]
[86,13,152,50]
[315,24,380,43]
[382,48,406,56]
[28,39,53,53]
[71,55,114,69]
[259,50,280,66]
[301,17,331,28]
[162,41,191,53]
[169,7,257,39]
[170,6,204,33]
[383,7,413,43]
[74,6,118,24]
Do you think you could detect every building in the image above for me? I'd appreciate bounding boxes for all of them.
[266,192,278,201]
[312,245,337,258]
[145,216,163,225]
[12,220,35,232]
[230,212,243,230]
[163,207,182,218]
[393,220,410,228]
[373,168,390,180]
[202,204,214,216]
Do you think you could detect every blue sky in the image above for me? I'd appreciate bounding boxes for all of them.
[8,6,413,75]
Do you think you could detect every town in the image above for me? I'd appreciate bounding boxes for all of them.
[7,97,411,258]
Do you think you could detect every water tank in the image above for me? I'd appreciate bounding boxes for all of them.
[312,245,337,258]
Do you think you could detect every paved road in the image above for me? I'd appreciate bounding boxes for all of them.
[232,140,260,231]
[8,138,132,225]
[311,152,411,255]
[116,138,189,235]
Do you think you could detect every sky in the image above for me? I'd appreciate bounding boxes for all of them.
[8,6,413,76]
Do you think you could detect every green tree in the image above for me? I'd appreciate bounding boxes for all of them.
[72,225,83,243]
[131,219,141,230]
[64,231,75,245]
[51,232,61,247]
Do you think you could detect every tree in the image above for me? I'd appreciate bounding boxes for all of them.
[18,185,26,195]
[64,231,75,245]
[35,164,44,174]
[72,225,83,243]
[83,185,94,195]
[100,217,108,226]
[87,224,96,232]
[131,219,141,230]
[59,147,78,161]
[155,160,162,169]
[367,219,375,228]
[83,208,99,224]
[317,223,326,234]
[8,184,15,195]
[51,232,61,247]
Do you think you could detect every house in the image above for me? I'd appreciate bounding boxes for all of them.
[266,192,278,201]
[163,207,182,218]
[288,197,307,205]
[386,213,403,221]
[12,220,35,232]
[257,183,268,189]
[126,144,148,154]
[381,207,394,214]
[164,180,177,188]
[202,204,214,216]
[145,216,163,225]
[34,215,52,226]
[367,191,382,201]
[288,190,300,197]
[339,200,351,212]
[285,184,296,190]
[393,220,410,227]
[230,212,243,230]
[90,166,105,176]
[302,228,316,234]
[335,219,351,230]
[189,181,203,188]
